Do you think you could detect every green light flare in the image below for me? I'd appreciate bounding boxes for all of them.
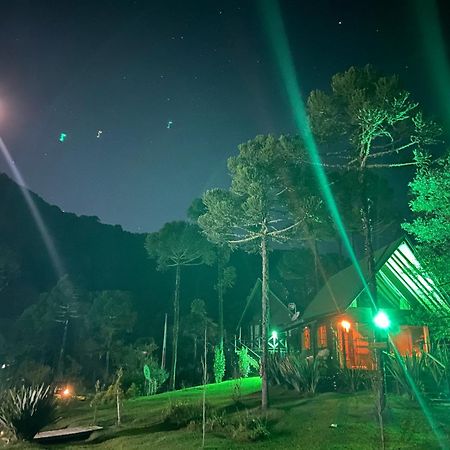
[59,133,67,142]
[415,0,450,130]
[260,0,375,309]
[388,336,449,450]
[373,311,390,329]
[260,3,447,446]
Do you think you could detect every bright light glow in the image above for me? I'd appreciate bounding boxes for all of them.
[63,387,71,397]
[374,311,391,329]
[271,330,278,340]
[341,320,351,333]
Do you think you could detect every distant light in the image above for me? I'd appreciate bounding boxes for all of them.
[374,311,390,329]
[59,133,67,142]
[271,330,278,340]
[341,320,351,333]
[1,363,6,369]
[63,387,71,397]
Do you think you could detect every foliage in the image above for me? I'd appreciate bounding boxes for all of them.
[0,384,56,441]
[266,353,284,386]
[308,65,439,268]
[102,367,124,425]
[237,347,258,379]
[161,400,213,429]
[402,152,450,286]
[119,341,168,396]
[231,377,242,405]
[227,410,270,442]
[145,221,215,271]
[337,368,369,393]
[385,353,426,400]
[90,379,102,424]
[271,354,325,395]
[214,346,226,384]
[87,290,137,381]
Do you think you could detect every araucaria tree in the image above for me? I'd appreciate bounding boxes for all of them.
[199,135,311,410]
[308,65,439,306]
[145,221,214,390]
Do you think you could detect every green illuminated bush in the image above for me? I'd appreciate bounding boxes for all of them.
[214,346,226,383]
[0,384,56,441]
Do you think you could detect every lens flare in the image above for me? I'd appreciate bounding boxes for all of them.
[0,137,65,278]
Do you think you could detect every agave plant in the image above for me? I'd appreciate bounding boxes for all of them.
[0,384,56,441]
[385,352,426,400]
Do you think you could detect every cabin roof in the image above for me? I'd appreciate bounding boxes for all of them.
[237,278,291,330]
[299,237,450,323]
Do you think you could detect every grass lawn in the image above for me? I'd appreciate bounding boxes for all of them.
[6,377,450,449]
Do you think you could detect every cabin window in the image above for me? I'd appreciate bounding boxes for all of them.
[317,324,327,348]
[302,327,311,350]
[390,325,430,355]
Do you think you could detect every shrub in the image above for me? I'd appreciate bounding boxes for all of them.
[161,400,213,429]
[386,352,426,400]
[126,382,140,398]
[228,411,270,442]
[237,347,258,378]
[214,347,226,384]
[0,384,56,441]
[267,353,284,386]
[338,368,369,393]
[276,354,325,395]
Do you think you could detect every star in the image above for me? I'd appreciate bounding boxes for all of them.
[167,120,173,129]
[338,20,342,25]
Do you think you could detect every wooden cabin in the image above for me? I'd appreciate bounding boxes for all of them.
[282,237,450,369]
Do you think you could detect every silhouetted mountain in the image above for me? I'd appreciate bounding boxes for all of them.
[0,173,261,341]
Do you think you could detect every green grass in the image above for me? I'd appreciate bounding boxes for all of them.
[5,377,450,449]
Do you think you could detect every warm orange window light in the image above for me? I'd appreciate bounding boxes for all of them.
[317,324,327,347]
[341,320,351,333]
[303,327,311,350]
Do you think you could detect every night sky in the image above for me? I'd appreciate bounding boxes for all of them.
[0,0,449,232]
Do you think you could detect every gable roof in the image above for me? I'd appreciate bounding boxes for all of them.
[236,278,291,330]
[300,237,450,322]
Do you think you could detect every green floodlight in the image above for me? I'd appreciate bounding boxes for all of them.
[374,311,391,329]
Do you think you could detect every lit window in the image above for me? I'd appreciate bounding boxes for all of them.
[303,327,311,350]
[317,324,327,348]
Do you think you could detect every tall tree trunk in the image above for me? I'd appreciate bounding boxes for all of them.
[56,319,69,379]
[170,264,181,390]
[105,333,113,383]
[359,165,385,411]
[161,313,168,370]
[260,232,269,411]
[217,249,224,350]
[311,238,320,292]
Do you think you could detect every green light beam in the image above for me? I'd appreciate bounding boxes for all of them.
[260,0,376,309]
[415,0,450,131]
[388,336,448,449]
